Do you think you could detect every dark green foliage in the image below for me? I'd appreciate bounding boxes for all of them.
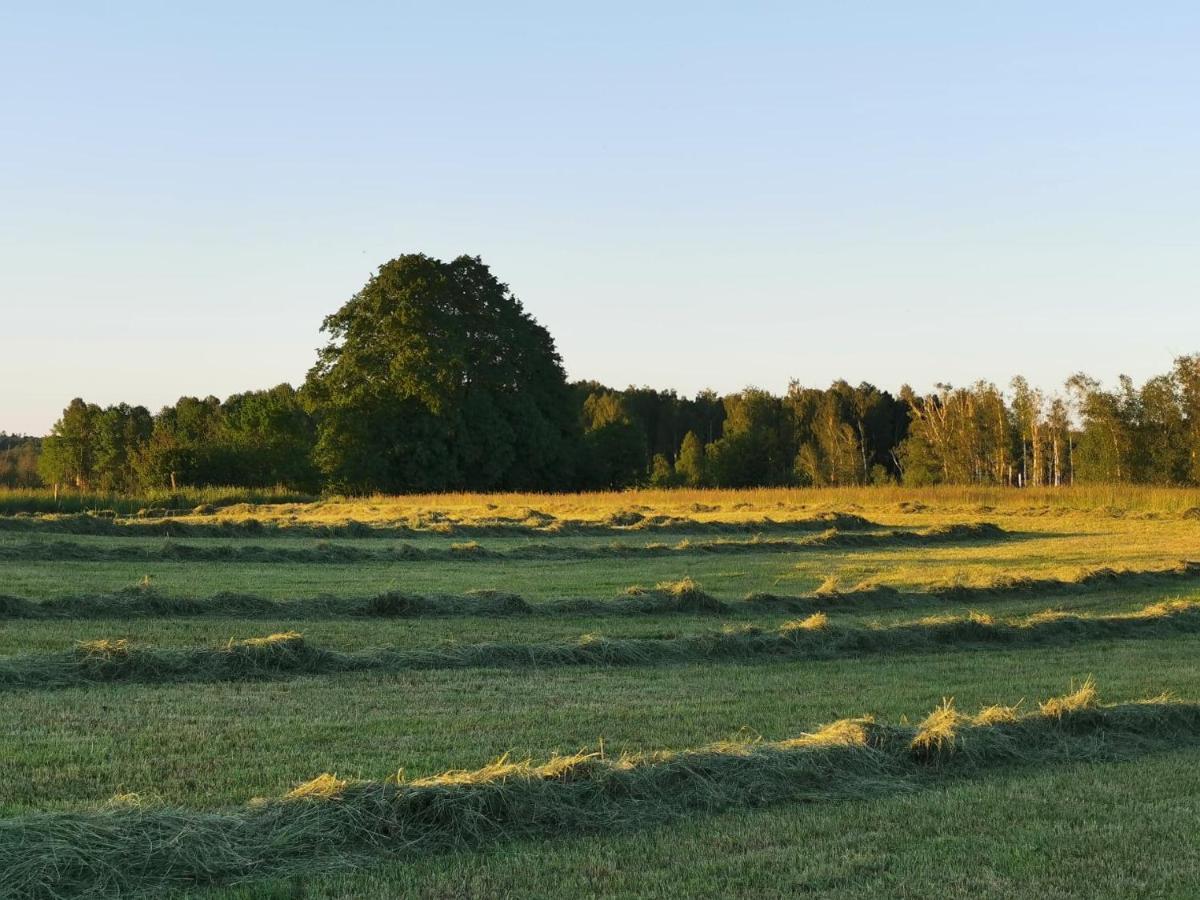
[0,434,41,488]
[674,431,706,486]
[93,404,153,492]
[37,399,98,489]
[648,453,679,487]
[789,380,907,486]
[577,391,648,488]
[218,385,319,489]
[21,254,1200,493]
[304,254,577,492]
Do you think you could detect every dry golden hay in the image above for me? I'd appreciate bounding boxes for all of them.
[973,703,1021,725]
[536,751,604,781]
[780,612,830,633]
[1039,677,1099,718]
[813,575,842,595]
[781,717,872,748]
[413,754,535,787]
[284,773,349,801]
[654,576,700,597]
[1137,599,1198,618]
[229,631,305,650]
[75,638,131,660]
[910,698,967,756]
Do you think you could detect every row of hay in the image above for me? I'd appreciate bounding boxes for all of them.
[0,510,880,538]
[1,684,1195,898]
[0,524,1012,565]
[4,562,1198,622]
[4,601,1199,690]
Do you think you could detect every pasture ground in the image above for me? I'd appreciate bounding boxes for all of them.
[2,485,1199,898]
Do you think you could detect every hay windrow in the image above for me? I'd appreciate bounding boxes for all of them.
[9,559,1194,624]
[0,523,1012,565]
[0,510,882,539]
[2,689,1197,898]
[3,601,1200,691]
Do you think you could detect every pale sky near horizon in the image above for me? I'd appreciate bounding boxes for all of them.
[3,2,1199,435]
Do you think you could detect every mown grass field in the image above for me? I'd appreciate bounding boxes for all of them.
[2,485,1200,898]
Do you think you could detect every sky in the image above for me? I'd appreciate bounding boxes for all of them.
[2,2,1199,435]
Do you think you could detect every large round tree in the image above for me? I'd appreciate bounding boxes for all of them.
[305,254,577,492]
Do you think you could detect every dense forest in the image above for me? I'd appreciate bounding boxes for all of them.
[18,254,1200,494]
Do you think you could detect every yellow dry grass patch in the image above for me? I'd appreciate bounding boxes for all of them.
[285,773,349,800]
[534,751,605,781]
[973,704,1022,725]
[780,612,830,633]
[781,717,872,749]
[412,754,541,788]
[1039,677,1099,718]
[1136,599,1200,618]
[813,575,842,595]
[919,611,998,628]
[655,576,701,596]
[910,699,967,755]
[75,638,131,659]
[229,631,305,650]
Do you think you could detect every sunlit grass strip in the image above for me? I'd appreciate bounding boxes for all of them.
[0,524,1011,564]
[3,602,1200,690]
[0,510,881,539]
[4,561,1200,622]
[1,686,1196,898]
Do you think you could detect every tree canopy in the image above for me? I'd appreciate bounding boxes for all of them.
[304,254,577,492]
[22,253,1200,495]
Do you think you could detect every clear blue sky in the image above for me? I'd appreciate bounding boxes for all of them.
[3,2,1199,435]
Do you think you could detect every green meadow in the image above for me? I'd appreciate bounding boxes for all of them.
[2,486,1200,897]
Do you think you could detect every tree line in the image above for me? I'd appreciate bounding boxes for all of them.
[21,253,1200,494]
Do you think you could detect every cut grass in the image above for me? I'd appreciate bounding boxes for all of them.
[2,687,1195,898]
[0,510,881,539]
[4,638,1198,816]
[3,601,1199,690]
[206,747,1200,900]
[5,486,1200,898]
[9,561,1198,623]
[0,524,1013,565]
